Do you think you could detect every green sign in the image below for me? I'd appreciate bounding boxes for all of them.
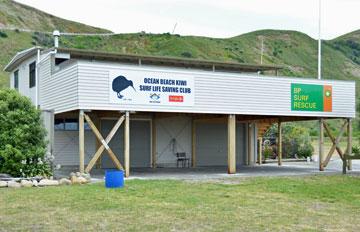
[291,83,332,112]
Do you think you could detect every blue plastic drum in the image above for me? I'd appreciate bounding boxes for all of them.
[105,170,124,188]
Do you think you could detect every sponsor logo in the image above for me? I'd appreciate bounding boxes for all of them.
[149,93,161,103]
[169,95,184,102]
[112,75,136,99]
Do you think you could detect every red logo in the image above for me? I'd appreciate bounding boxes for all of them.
[169,95,184,102]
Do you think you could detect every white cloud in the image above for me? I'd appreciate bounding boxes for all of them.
[15,0,360,39]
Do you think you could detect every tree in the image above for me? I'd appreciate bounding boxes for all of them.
[0,89,51,177]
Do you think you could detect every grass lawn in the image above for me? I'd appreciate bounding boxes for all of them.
[1,175,360,231]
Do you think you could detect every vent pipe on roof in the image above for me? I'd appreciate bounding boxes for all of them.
[53,30,60,48]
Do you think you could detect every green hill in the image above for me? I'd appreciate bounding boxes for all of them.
[0,0,359,133]
[0,0,111,33]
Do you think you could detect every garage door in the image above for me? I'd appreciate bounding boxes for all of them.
[196,122,246,166]
[101,120,151,168]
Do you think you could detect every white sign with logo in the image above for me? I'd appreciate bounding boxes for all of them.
[109,69,194,106]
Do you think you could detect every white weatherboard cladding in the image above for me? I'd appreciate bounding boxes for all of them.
[40,61,78,112]
[9,56,37,104]
[109,70,194,106]
[74,61,355,118]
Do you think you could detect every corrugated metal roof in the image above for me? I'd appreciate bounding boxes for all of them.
[56,47,283,73]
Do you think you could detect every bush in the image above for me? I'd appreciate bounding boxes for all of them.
[0,89,51,177]
[0,31,8,38]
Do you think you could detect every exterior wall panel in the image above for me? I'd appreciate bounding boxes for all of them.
[40,61,78,112]
[75,61,355,118]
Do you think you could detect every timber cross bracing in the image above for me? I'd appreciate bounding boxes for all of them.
[319,118,353,174]
[78,111,130,175]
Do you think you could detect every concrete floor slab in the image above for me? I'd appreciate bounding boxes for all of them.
[54,159,360,181]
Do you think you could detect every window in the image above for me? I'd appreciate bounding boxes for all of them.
[29,62,36,88]
[14,70,19,90]
[55,118,91,131]
[54,119,65,130]
[64,119,78,130]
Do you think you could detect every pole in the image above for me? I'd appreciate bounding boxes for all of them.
[318,0,321,80]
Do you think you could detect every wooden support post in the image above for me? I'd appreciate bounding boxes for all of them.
[79,110,85,173]
[151,115,157,168]
[319,119,324,171]
[85,114,124,173]
[323,120,347,167]
[248,123,254,165]
[227,114,236,174]
[95,117,102,169]
[347,118,352,171]
[191,119,196,168]
[124,111,130,178]
[245,124,249,165]
[258,137,263,165]
[277,120,282,166]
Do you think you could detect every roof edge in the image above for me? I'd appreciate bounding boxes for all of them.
[4,46,42,72]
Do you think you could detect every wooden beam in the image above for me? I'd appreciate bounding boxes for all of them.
[151,115,157,168]
[248,123,254,165]
[245,123,249,165]
[323,120,347,167]
[85,114,124,173]
[94,116,102,169]
[124,112,130,177]
[79,110,85,173]
[191,119,196,167]
[258,137,263,165]
[277,120,282,166]
[227,114,236,174]
[319,119,324,171]
[347,118,352,171]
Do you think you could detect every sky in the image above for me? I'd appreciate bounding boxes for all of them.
[16,0,360,39]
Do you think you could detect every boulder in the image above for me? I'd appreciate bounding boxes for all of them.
[59,178,72,185]
[71,176,88,184]
[7,181,21,188]
[32,180,38,187]
[0,173,12,178]
[75,172,81,177]
[20,180,33,188]
[77,176,88,184]
[81,173,91,181]
[0,181,7,188]
[38,179,59,187]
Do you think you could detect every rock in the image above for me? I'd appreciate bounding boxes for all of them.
[75,172,81,177]
[20,180,33,187]
[81,173,91,181]
[77,176,88,184]
[69,172,75,177]
[0,181,7,188]
[71,176,88,184]
[7,181,21,188]
[59,178,71,185]
[32,180,38,187]
[38,179,59,187]
[0,173,12,178]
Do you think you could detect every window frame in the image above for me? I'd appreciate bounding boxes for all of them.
[14,70,19,90]
[29,62,36,88]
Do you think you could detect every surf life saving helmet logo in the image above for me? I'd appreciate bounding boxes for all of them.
[112,75,136,99]
[150,93,160,101]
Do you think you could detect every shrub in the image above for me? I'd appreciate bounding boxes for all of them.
[0,31,8,38]
[0,89,51,177]
[181,51,192,58]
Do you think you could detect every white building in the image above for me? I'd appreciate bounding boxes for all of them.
[4,44,356,177]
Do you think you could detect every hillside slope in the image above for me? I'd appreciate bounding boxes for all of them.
[0,0,111,33]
